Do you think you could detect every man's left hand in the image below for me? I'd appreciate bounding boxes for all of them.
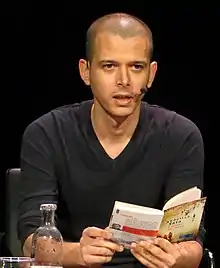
[130,237,185,268]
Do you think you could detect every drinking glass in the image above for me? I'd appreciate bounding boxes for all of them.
[0,257,33,268]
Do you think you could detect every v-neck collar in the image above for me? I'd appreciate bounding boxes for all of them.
[79,100,148,170]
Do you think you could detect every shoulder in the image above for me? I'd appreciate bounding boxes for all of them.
[22,100,92,139]
[142,102,203,146]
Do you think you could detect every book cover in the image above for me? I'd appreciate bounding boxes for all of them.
[157,197,207,242]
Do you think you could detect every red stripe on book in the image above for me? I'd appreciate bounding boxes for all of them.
[122,226,158,237]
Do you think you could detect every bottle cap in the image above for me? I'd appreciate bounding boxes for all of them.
[40,203,57,211]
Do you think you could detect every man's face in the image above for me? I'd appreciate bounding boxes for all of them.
[79,32,157,118]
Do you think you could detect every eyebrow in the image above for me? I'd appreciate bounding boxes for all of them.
[98,60,148,65]
[129,60,148,66]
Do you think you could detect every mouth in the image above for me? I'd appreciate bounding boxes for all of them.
[112,93,133,105]
[113,94,133,100]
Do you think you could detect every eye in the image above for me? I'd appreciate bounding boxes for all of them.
[132,64,144,71]
[103,63,115,70]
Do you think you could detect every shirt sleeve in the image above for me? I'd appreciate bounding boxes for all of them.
[17,119,58,247]
[164,115,206,246]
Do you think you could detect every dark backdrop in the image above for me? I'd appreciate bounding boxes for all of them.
[1,4,218,266]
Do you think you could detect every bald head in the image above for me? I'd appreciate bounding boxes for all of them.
[86,13,153,62]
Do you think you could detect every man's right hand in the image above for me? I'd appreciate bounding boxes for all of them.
[79,226,124,266]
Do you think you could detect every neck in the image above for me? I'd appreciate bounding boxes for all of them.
[91,99,141,143]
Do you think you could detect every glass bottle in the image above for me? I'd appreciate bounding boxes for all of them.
[30,204,63,268]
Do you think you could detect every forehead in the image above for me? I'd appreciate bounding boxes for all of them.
[93,32,149,61]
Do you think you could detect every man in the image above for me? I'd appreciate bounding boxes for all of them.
[17,12,205,267]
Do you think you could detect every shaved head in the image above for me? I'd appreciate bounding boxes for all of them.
[86,13,153,62]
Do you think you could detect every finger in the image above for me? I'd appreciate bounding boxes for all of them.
[84,245,115,257]
[83,254,112,265]
[137,241,167,259]
[131,243,168,268]
[153,238,181,260]
[137,241,176,267]
[83,227,112,240]
[130,250,158,268]
[153,237,174,253]
[92,239,124,252]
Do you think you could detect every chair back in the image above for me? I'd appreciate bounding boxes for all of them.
[5,168,22,256]
[199,248,215,268]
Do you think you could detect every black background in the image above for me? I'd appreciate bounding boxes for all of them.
[1,3,219,266]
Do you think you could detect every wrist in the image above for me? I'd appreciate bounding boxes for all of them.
[177,241,203,268]
[75,242,87,267]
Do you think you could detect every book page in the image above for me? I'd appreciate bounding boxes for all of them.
[163,187,202,211]
[113,201,164,215]
[158,197,206,243]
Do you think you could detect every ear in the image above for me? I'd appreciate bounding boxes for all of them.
[147,61,157,88]
[79,59,90,85]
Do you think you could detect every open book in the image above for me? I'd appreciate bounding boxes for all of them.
[108,187,206,248]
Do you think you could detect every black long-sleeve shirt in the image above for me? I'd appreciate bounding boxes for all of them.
[17,100,205,266]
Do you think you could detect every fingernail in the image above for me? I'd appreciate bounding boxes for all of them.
[107,232,113,239]
[119,246,124,251]
[130,242,136,248]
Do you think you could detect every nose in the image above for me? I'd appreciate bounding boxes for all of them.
[116,65,131,87]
